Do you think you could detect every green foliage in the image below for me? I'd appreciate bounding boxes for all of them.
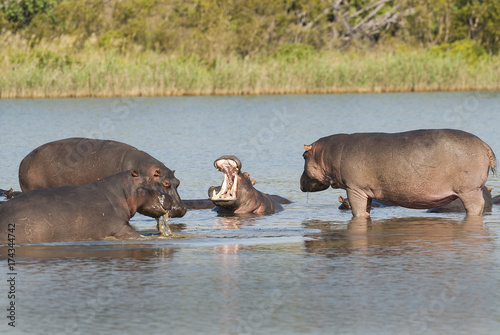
[273,43,316,62]
[452,0,500,53]
[402,0,500,53]
[8,48,76,69]
[1,0,58,30]
[33,49,75,68]
[430,39,487,63]
[0,0,499,60]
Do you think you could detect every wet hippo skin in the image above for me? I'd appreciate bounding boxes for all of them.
[301,129,496,217]
[427,186,493,213]
[182,199,215,210]
[18,137,186,218]
[0,170,168,243]
[338,186,493,214]
[208,155,290,215]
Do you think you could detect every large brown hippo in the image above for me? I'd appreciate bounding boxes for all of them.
[208,155,289,215]
[301,129,496,217]
[18,138,186,220]
[0,170,167,244]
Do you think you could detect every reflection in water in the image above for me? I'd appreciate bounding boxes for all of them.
[214,243,242,333]
[303,216,489,257]
[0,244,178,260]
[213,215,260,229]
[302,216,496,334]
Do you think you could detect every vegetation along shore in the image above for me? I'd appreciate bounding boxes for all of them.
[1,0,499,98]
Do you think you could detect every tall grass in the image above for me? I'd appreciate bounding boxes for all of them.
[1,35,499,98]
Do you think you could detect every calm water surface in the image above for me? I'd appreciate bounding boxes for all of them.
[1,92,500,334]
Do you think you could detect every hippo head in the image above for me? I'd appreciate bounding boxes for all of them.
[300,144,331,192]
[209,155,257,211]
[125,170,169,219]
[338,195,351,210]
[144,165,187,218]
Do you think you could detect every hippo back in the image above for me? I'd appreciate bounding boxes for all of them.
[19,138,160,191]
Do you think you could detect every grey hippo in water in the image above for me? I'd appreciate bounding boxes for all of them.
[301,129,496,217]
[0,170,169,243]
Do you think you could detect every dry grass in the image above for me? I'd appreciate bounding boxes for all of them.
[1,35,499,98]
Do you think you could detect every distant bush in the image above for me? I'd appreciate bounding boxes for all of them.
[0,0,499,58]
[1,0,58,30]
[273,43,316,62]
[430,40,487,64]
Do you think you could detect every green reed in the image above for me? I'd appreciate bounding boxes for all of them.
[1,38,499,98]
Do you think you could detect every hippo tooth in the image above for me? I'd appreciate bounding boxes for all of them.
[231,173,238,196]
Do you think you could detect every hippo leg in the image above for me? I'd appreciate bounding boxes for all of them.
[112,225,141,240]
[458,189,485,216]
[346,189,371,217]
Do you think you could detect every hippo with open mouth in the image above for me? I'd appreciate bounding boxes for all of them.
[301,129,496,217]
[208,155,289,215]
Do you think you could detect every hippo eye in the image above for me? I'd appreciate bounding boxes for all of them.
[163,180,171,188]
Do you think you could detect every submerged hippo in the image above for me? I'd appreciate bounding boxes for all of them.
[493,195,500,205]
[338,195,393,210]
[18,138,186,220]
[1,188,22,200]
[0,170,167,244]
[301,129,496,217]
[208,155,289,215]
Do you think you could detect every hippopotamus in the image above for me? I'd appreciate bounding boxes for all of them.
[18,138,187,221]
[301,129,496,217]
[1,188,22,200]
[0,170,168,244]
[493,195,500,205]
[208,155,289,215]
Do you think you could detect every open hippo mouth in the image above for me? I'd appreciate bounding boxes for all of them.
[210,155,242,204]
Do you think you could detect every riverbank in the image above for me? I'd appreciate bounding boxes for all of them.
[2,42,499,98]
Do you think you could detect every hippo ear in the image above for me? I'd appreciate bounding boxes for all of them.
[338,196,344,203]
[251,179,256,185]
[304,144,312,152]
[488,187,493,193]
[154,169,161,177]
[131,170,139,178]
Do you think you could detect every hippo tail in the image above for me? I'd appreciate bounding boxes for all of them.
[483,141,497,174]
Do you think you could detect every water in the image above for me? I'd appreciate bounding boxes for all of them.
[1,92,500,334]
